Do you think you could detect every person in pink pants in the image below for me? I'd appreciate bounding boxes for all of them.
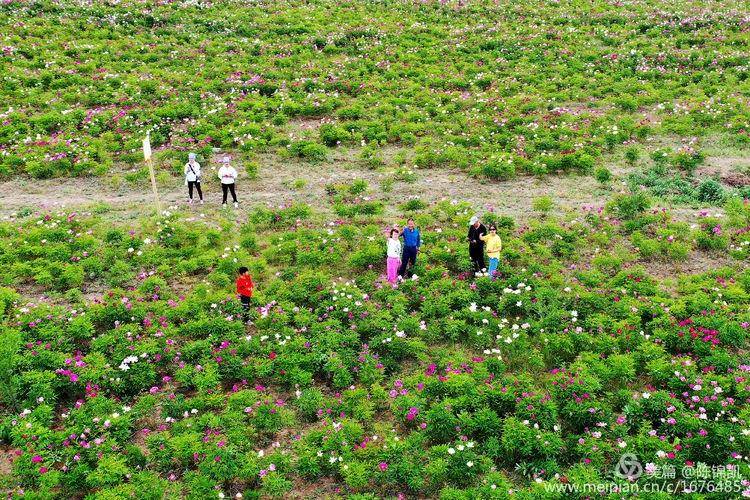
[386,228,402,283]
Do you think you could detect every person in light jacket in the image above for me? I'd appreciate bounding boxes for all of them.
[184,153,203,204]
[218,156,239,208]
[386,228,402,284]
[480,225,502,279]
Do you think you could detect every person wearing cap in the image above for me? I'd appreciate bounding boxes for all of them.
[480,225,502,279]
[217,156,239,208]
[184,153,203,204]
[467,216,487,276]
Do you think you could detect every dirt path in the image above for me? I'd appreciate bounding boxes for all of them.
[1,150,745,226]
[0,151,610,222]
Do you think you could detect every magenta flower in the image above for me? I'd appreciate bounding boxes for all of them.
[406,407,419,421]
[378,462,388,471]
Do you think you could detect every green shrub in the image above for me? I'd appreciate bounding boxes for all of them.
[0,328,21,409]
[594,166,612,184]
[319,124,351,146]
[696,179,725,204]
[624,146,640,164]
[482,157,515,181]
[288,140,328,161]
[402,198,427,211]
[672,149,705,175]
[606,192,651,220]
[532,196,554,213]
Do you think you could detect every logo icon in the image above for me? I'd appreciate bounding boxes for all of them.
[614,453,643,480]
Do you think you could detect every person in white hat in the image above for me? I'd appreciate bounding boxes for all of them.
[184,153,203,204]
[217,156,239,208]
[467,215,487,275]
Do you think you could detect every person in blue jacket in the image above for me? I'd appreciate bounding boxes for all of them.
[398,218,421,278]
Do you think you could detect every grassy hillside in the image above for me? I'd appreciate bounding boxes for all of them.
[1,0,749,180]
[1,0,750,498]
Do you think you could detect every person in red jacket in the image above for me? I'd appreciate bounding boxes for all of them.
[236,266,254,323]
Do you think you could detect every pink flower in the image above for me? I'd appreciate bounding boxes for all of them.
[406,407,419,421]
[31,455,42,463]
[379,462,388,471]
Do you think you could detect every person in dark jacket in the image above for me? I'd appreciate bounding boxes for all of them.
[467,216,487,275]
[398,218,421,278]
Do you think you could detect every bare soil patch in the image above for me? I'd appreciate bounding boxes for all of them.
[0,150,605,223]
[640,250,736,284]
[696,156,750,187]
[0,447,15,476]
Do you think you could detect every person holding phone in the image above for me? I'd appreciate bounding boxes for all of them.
[184,153,203,204]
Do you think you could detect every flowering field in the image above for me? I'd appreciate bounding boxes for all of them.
[1,191,750,497]
[2,0,750,498]
[1,0,749,180]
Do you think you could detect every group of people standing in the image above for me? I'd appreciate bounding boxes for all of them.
[385,216,502,283]
[468,216,502,277]
[184,153,241,208]
[236,215,502,323]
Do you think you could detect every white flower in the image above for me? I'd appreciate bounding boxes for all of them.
[448,448,455,455]
[466,461,474,467]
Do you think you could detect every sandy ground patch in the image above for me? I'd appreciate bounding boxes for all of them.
[0,150,609,223]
